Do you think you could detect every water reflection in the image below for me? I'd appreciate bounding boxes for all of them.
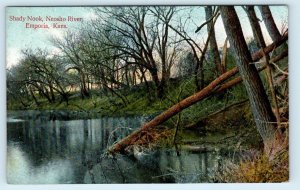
[7,111,235,184]
[7,111,143,184]
[7,143,73,184]
[81,148,226,183]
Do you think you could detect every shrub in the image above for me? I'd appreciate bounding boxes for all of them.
[213,148,289,182]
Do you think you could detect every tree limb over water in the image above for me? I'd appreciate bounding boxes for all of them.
[109,32,288,154]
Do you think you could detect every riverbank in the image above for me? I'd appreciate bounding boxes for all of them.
[8,77,260,150]
[8,77,266,162]
[8,77,249,119]
[7,86,270,182]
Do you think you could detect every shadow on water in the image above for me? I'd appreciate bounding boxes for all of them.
[7,111,239,184]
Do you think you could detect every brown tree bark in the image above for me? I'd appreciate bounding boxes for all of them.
[220,6,284,156]
[246,6,267,48]
[110,67,239,154]
[108,32,288,154]
[205,6,223,74]
[245,5,281,127]
[259,5,282,42]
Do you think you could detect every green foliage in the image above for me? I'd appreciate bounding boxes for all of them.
[8,70,249,120]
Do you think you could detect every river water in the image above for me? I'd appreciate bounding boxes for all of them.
[7,111,236,184]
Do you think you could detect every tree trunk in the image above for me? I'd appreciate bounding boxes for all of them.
[59,92,69,105]
[29,86,39,106]
[110,68,239,154]
[246,5,281,126]
[140,68,152,99]
[124,64,129,86]
[35,84,51,103]
[246,6,267,48]
[259,5,282,42]
[102,83,128,106]
[194,13,219,91]
[132,68,137,86]
[220,6,284,156]
[108,32,288,154]
[77,68,89,99]
[205,6,223,74]
[49,85,55,102]
[150,68,163,99]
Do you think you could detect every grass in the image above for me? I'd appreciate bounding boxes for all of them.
[8,75,249,120]
[213,147,289,182]
[8,52,248,119]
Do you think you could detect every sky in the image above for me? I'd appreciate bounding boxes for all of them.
[5,6,288,68]
[6,7,96,67]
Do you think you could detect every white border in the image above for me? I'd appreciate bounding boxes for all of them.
[1,1,299,190]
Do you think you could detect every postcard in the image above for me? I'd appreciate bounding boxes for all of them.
[6,5,288,184]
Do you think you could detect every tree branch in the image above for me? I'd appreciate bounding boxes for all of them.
[108,33,288,154]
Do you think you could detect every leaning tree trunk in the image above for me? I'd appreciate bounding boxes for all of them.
[108,34,288,154]
[205,6,223,74]
[259,5,282,42]
[245,5,281,127]
[220,6,284,157]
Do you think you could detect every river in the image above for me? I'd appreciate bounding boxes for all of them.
[7,110,237,184]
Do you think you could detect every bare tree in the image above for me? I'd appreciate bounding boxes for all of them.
[161,7,220,90]
[51,32,90,99]
[220,6,284,156]
[9,49,71,105]
[90,7,180,98]
[205,6,223,74]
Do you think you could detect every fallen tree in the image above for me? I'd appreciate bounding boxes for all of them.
[109,32,288,154]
